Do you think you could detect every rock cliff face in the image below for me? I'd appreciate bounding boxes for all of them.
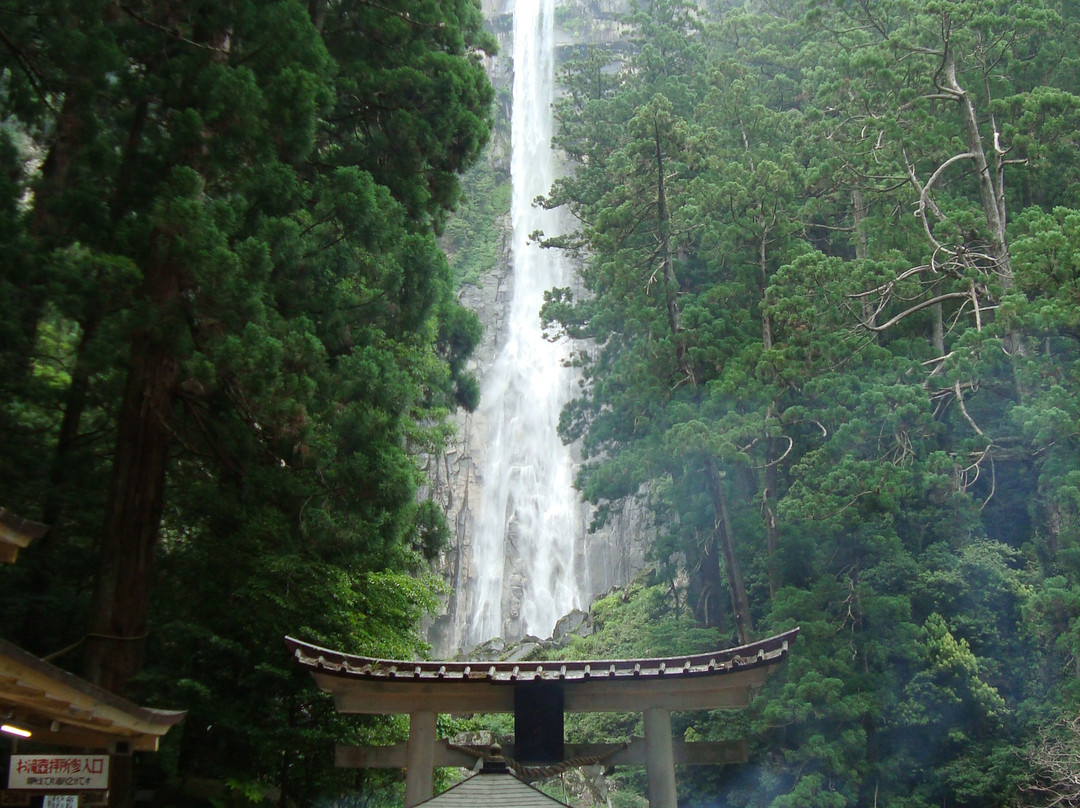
[423,0,650,659]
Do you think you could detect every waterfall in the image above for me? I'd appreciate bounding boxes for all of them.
[462,0,585,649]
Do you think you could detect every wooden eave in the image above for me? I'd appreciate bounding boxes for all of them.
[0,637,185,752]
[286,628,798,715]
[0,507,48,564]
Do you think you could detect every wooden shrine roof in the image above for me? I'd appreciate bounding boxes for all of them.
[0,637,186,752]
[415,760,571,808]
[286,628,798,714]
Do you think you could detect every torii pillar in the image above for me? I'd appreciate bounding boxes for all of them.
[404,711,437,806]
[644,707,677,808]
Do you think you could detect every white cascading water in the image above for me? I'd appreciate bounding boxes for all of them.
[464,0,584,649]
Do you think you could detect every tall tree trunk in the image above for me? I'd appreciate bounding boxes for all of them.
[705,458,754,645]
[694,527,730,630]
[307,0,329,32]
[654,118,692,384]
[761,450,780,599]
[761,428,781,598]
[943,60,1012,287]
[83,231,181,694]
[931,301,945,355]
[7,83,94,387]
[758,237,781,598]
[16,318,103,649]
[655,120,679,337]
[31,83,90,243]
[942,58,1029,377]
[43,316,101,526]
[852,188,880,334]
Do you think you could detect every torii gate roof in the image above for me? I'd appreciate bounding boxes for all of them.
[286,628,798,714]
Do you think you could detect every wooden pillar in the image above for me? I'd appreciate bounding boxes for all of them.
[109,752,133,808]
[404,710,437,808]
[643,707,677,808]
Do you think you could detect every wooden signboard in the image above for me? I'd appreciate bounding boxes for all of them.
[7,756,109,791]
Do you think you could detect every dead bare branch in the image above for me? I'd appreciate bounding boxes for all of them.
[863,291,973,332]
[1020,715,1080,808]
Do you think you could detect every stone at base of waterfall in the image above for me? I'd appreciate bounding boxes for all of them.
[462,636,542,662]
[469,637,508,660]
[552,609,593,646]
[503,641,544,662]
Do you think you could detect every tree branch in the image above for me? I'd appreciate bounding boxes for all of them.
[0,25,59,114]
[118,3,232,53]
[863,291,973,332]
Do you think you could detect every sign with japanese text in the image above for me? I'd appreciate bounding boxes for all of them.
[43,797,79,808]
[7,756,109,790]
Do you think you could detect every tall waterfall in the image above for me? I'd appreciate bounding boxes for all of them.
[463,0,585,649]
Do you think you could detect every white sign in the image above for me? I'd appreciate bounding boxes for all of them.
[43,797,78,808]
[7,755,109,790]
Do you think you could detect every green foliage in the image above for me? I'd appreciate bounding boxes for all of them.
[0,0,493,803]
[560,578,724,659]
[441,149,512,287]
[539,0,1080,804]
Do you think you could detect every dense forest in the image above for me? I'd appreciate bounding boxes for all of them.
[0,0,492,803]
[535,0,1080,805]
[5,0,1080,807]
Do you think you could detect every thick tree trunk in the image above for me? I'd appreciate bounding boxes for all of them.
[705,458,754,645]
[691,528,729,631]
[31,86,89,243]
[83,342,177,693]
[83,232,181,694]
[308,0,328,32]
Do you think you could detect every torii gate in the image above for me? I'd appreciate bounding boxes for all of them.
[286,628,797,808]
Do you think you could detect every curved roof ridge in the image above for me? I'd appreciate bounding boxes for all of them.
[285,628,798,683]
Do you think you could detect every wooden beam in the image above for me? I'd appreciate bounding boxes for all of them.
[338,740,480,769]
[316,667,771,715]
[335,738,749,769]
